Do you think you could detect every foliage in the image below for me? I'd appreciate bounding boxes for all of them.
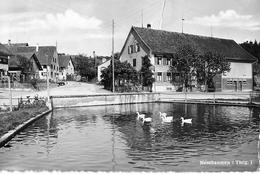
[140,55,155,91]
[74,55,96,81]
[170,44,200,91]
[240,40,260,61]
[0,106,48,136]
[101,60,139,91]
[240,40,260,87]
[196,51,231,91]
[170,44,231,92]
[17,56,34,81]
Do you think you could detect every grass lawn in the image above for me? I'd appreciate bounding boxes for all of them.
[0,106,48,137]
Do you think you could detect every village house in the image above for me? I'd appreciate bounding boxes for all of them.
[0,43,12,78]
[37,46,59,82]
[5,45,42,82]
[58,54,75,81]
[97,59,111,82]
[119,25,257,92]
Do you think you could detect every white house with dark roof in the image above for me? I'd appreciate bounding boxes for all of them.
[119,25,257,92]
[37,46,59,82]
[58,54,75,81]
[5,45,42,82]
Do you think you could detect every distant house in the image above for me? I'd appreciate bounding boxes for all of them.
[58,54,75,80]
[5,44,42,82]
[0,43,12,78]
[119,25,257,92]
[37,46,59,82]
[97,59,111,82]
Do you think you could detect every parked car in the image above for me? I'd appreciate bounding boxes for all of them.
[57,81,65,86]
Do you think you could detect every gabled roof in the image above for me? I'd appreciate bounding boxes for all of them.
[5,45,42,70]
[36,46,56,65]
[127,26,257,63]
[58,55,73,68]
[0,43,12,56]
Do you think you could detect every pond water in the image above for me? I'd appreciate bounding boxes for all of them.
[0,103,259,172]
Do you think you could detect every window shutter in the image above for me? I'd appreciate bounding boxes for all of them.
[155,57,158,65]
[163,72,166,82]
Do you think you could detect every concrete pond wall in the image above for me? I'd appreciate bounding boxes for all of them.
[50,92,259,109]
[51,93,161,108]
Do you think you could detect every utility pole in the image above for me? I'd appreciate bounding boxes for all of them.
[141,9,144,28]
[112,19,115,93]
[159,0,167,29]
[182,17,184,33]
[3,76,12,111]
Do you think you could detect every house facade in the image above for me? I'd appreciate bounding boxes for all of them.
[58,54,75,81]
[37,46,59,82]
[5,45,42,82]
[119,26,257,92]
[97,59,111,82]
[0,43,12,78]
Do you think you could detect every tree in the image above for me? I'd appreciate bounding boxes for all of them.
[240,40,260,87]
[139,55,155,92]
[74,55,96,81]
[17,55,34,82]
[170,44,200,92]
[196,51,231,92]
[101,60,139,92]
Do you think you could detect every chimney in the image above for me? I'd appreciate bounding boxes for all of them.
[36,43,39,52]
[147,24,151,29]
[8,39,11,46]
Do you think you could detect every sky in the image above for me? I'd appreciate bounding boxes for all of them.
[0,0,260,56]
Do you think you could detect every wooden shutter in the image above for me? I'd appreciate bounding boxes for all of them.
[163,72,167,82]
[155,57,158,65]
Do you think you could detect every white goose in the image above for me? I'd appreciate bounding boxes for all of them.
[159,112,167,118]
[142,117,152,124]
[161,115,173,123]
[180,117,192,124]
[136,112,145,120]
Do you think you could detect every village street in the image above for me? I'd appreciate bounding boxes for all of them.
[0,82,111,107]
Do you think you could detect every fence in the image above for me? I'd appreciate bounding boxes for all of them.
[0,82,58,90]
[0,95,47,111]
[50,91,260,108]
[159,92,255,103]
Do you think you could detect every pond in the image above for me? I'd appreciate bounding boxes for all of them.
[0,103,259,172]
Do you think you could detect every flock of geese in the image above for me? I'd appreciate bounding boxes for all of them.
[136,111,192,125]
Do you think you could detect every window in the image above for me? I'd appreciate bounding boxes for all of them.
[157,57,162,65]
[227,80,233,85]
[50,64,53,69]
[136,43,140,52]
[43,65,47,69]
[51,72,53,77]
[167,72,172,81]
[54,65,55,70]
[41,72,44,76]
[166,58,171,65]
[133,59,136,67]
[157,72,162,81]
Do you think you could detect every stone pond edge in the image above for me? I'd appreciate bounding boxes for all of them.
[0,109,52,148]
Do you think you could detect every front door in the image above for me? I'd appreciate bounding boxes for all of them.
[234,81,237,92]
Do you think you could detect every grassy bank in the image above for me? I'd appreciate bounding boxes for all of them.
[0,106,48,137]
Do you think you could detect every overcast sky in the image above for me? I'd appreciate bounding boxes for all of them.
[1,0,260,56]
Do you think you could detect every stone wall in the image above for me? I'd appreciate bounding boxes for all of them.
[51,93,160,108]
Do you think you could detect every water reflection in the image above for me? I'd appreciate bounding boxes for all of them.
[0,103,259,172]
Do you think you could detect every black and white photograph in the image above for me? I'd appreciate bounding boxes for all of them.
[0,0,260,172]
